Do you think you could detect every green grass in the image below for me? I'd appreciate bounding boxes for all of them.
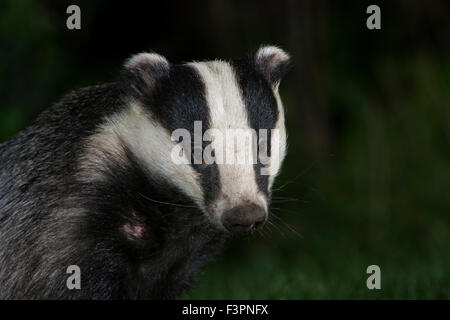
[184,226,450,299]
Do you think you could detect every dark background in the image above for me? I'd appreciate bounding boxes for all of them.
[1,0,449,298]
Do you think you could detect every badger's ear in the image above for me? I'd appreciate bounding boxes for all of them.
[122,52,170,100]
[254,46,290,88]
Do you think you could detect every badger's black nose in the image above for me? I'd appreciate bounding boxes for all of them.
[222,204,267,233]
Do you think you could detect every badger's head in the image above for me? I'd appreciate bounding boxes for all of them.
[85,46,289,234]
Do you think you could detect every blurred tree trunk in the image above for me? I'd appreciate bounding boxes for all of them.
[284,0,332,159]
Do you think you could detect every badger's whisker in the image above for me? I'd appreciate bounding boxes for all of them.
[271,206,305,216]
[271,196,309,204]
[272,163,316,192]
[257,228,268,239]
[264,220,279,239]
[138,192,197,208]
[272,196,299,201]
[271,198,304,204]
[267,217,286,238]
[264,221,274,234]
[270,211,303,238]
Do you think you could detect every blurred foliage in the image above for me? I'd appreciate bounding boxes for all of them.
[0,0,449,298]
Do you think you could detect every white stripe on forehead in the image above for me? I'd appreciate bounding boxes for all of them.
[189,61,267,211]
[268,90,287,190]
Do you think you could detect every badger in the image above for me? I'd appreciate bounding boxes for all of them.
[0,46,290,299]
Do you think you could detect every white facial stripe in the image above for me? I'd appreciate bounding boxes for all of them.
[78,124,127,183]
[190,61,268,213]
[268,90,287,190]
[78,102,205,210]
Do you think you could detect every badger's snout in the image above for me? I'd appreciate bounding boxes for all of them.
[221,204,267,233]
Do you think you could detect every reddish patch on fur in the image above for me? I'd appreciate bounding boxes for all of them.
[123,222,151,241]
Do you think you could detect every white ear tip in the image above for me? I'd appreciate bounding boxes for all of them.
[257,46,290,62]
[124,52,169,69]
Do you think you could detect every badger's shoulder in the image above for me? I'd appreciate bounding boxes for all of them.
[0,83,122,173]
[31,82,123,144]
[0,82,126,224]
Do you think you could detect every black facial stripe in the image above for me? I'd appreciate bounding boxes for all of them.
[231,59,280,195]
[140,64,221,206]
